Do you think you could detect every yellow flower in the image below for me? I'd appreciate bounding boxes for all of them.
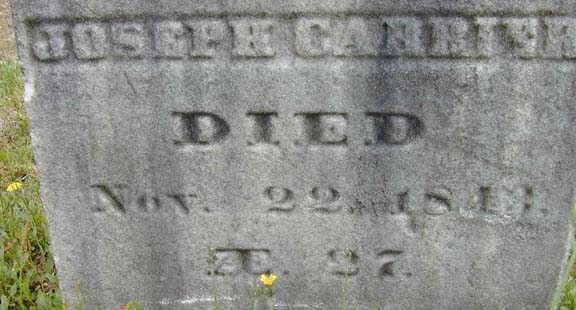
[260,273,277,287]
[6,182,23,192]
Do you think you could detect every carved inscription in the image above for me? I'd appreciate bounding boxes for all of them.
[154,22,188,58]
[173,111,424,147]
[32,24,68,60]
[172,112,230,145]
[91,184,198,215]
[112,23,147,58]
[353,185,542,223]
[247,112,280,146]
[326,249,405,278]
[264,186,342,213]
[209,248,405,278]
[29,16,576,61]
[72,23,109,59]
[230,19,276,57]
[265,185,544,224]
[327,249,360,275]
[264,187,295,212]
[365,113,424,145]
[91,183,542,223]
[295,113,348,146]
[187,21,226,58]
[377,250,404,277]
[211,249,271,275]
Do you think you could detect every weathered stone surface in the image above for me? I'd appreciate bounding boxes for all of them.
[10,1,576,309]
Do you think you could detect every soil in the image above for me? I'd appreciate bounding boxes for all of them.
[0,0,16,61]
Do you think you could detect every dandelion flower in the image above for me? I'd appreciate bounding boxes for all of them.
[6,182,23,192]
[260,273,277,287]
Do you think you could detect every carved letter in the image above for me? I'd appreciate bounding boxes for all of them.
[264,187,295,212]
[112,23,147,58]
[72,23,109,60]
[245,250,272,274]
[377,250,403,277]
[213,250,243,275]
[306,187,342,213]
[186,20,226,58]
[381,17,425,57]
[33,24,69,60]
[475,17,500,58]
[295,18,332,56]
[154,21,188,58]
[500,18,538,58]
[230,19,276,57]
[429,18,473,57]
[166,194,195,214]
[365,113,424,145]
[136,195,161,212]
[332,18,377,56]
[212,249,271,275]
[424,187,452,216]
[543,18,576,59]
[327,249,359,276]
[247,112,279,145]
[172,112,230,145]
[296,113,348,145]
[91,184,128,214]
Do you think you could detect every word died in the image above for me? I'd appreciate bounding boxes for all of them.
[172,111,424,146]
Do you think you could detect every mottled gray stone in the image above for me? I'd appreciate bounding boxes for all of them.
[10,1,576,309]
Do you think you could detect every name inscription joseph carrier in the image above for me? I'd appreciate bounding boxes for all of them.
[30,16,576,61]
[10,1,576,309]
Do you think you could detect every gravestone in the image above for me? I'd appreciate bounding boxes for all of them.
[10,0,576,309]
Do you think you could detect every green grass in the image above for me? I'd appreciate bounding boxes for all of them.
[0,60,575,310]
[559,276,576,310]
[0,61,63,309]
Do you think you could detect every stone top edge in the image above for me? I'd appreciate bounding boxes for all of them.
[9,0,576,20]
